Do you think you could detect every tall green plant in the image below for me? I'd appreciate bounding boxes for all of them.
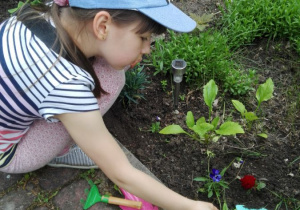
[232,78,274,136]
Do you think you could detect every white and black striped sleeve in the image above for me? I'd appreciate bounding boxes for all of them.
[39,79,99,122]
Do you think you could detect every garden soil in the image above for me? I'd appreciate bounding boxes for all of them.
[1,0,300,209]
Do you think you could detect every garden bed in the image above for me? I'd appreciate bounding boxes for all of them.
[103,1,300,209]
[1,0,299,209]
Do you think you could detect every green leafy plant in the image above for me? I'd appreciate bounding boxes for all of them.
[35,191,58,204]
[150,116,161,133]
[194,152,234,210]
[179,94,185,101]
[18,172,34,188]
[232,78,274,136]
[160,80,168,92]
[147,29,256,95]
[159,80,244,144]
[119,64,150,105]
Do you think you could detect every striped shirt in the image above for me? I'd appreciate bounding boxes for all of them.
[0,17,99,156]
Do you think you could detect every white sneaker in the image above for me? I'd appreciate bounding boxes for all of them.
[47,145,98,169]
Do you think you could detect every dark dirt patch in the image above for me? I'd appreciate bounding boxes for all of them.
[1,1,300,209]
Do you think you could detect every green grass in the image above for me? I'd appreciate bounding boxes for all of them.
[148,30,256,95]
[219,0,300,51]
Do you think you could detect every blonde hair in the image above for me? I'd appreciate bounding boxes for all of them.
[17,1,166,98]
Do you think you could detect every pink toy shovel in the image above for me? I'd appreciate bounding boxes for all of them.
[119,188,159,210]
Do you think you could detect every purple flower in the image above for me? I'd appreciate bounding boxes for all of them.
[210,168,222,182]
[155,116,161,122]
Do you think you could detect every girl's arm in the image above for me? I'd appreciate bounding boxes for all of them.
[56,110,217,210]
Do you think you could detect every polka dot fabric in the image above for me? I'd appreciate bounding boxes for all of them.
[0,58,125,173]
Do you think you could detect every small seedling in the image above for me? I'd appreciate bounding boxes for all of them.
[160,80,168,92]
[179,94,185,101]
[150,122,160,133]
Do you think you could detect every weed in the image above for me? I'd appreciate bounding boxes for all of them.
[18,172,34,189]
[80,169,96,180]
[150,122,160,133]
[160,80,168,92]
[179,94,185,101]
[35,190,58,205]
[268,189,300,210]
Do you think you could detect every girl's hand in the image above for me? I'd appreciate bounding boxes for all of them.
[191,201,218,210]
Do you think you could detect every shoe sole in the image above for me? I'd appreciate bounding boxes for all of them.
[47,163,98,169]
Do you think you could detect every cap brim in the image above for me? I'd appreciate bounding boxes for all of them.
[138,3,196,33]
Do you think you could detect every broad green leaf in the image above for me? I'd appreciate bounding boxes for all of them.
[197,188,206,193]
[223,202,229,210]
[193,123,214,138]
[8,8,19,14]
[244,112,259,121]
[8,1,25,14]
[256,182,266,190]
[159,125,187,135]
[186,111,195,129]
[208,190,213,198]
[211,117,220,129]
[159,61,164,71]
[196,24,209,32]
[196,116,206,126]
[218,181,229,189]
[258,133,268,138]
[31,0,42,5]
[215,121,244,135]
[232,100,246,115]
[203,80,218,111]
[193,177,209,182]
[212,136,220,142]
[256,78,274,104]
[190,13,214,24]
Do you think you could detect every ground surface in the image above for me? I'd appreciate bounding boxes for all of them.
[1,0,300,210]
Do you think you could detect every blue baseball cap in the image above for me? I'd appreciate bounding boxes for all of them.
[68,0,196,32]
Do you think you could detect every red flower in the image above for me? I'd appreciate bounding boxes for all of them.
[240,175,256,190]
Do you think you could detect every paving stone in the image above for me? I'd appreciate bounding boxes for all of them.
[53,179,119,210]
[0,138,160,210]
[38,167,81,190]
[0,173,23,190]
[0,188,35,210]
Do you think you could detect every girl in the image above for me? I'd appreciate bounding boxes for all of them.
[0,0,218,209]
